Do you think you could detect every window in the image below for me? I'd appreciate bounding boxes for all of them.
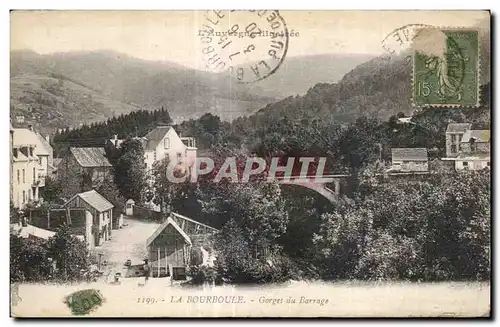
[33,167,36,183]
[22,191,25,204]
[17,170,19,184]
[470,140,477,152]
[39,157,42,165]
[463,161,469,166]
[29,148,33,157]
[13,148,18,158]
[451,144,457,153]
[164,138,170,149]
[22,169,25,183]
[177,152,182,163]
[487,162,491,167]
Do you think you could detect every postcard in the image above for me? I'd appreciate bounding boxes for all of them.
[10,10,491,317]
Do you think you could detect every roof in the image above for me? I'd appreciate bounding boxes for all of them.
[12,128,50,155]
[65,190,114,212]
[144,126,173,151]
[36,132,53,155]
[392,148,428,161]
[146,217,192,247]
[70,147,112,168]
[461,130,490,143]
[397,117,413,124]
[446,123,472,133]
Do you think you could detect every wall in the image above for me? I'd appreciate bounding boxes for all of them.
[455,159,490,171]
[12,148,39,208]
[392,160,428,172]
[460,141,490,154]
[445,133,464,158]
[148,225,190,278]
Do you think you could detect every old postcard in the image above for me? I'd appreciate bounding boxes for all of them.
[9,10,491,317]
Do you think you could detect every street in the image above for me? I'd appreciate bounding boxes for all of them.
[97,217,160,282]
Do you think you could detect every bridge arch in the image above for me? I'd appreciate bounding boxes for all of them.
[277,179,340,204]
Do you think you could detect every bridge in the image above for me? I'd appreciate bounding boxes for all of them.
[273,174,349,204]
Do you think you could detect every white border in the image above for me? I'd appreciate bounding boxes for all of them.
[2,1,497,326]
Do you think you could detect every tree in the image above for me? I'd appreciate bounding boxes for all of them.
[114,138,147,203]
[42,176,63,204]
[10,229,52,282]
[46,225,90,282]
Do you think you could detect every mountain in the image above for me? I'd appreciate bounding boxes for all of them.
[239,53,376,98]
[10,50,374,131]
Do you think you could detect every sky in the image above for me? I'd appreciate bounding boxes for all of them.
[10,10,489,70]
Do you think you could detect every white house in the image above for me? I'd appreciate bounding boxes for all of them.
[390,148,429,172]
[11,126,53,208]
[442,123,490,171]
[143,126,197,176]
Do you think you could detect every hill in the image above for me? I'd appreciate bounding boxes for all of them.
[10,50,373,131]
[10,72,141,135]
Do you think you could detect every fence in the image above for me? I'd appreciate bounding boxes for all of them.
[130,204,164,222]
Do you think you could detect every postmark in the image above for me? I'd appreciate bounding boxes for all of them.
[381,24,433,64]
[65,289,104,315]
[197,10,289,84]
[412,28,479,107]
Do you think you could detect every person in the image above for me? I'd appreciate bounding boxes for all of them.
[143,259,151,283]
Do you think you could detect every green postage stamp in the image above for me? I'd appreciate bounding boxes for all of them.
[413,28,479,107]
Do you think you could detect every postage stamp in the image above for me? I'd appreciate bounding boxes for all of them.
[198,10,289,83]
[64,289,104,315]
[412,28,480,107]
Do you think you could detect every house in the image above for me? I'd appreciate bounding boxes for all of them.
[146,212,217,280]
[390,148,429,172]
[62,190,114,247]
[56,147,113,187]
[442,123,490,171]
[11,126,52,208]
[445,123,472,157]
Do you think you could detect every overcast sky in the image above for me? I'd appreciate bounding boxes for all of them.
[11,10,488,70]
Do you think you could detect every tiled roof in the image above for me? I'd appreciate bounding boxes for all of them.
[461,130,490,143]
[392,148,428,161]
[446,123,471,133]
[70,147,112,168]
[67,189,114,212]
[144,126,172,151]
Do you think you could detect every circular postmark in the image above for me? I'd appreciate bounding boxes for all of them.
[197,10,289,84]
[381,24,433,64]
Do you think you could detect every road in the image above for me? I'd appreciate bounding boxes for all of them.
[97,217,160,281]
